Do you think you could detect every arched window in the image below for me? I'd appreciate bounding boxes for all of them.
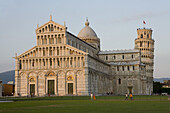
[70,50,73,55]
[105,56,108,60]
[117,66,119,71]
[141,34,143,38]
[51,24,53,31]
[54,26,56,31]
[148,42,150,47]
[32,60,34,67]
[43,60,45,66]
[50,58,52,66]
[118,78,121,84]
[55,35,57,44]
[19,60,22,69]
[45,26,47,31]
[147,34,149,38]
[42,28,44,32]
[57,59,60,66]
[122,66,124,71]
[133,66,135,70]
[122,55,124,59]
[140,41,143,47]
[132,54,134,59]
[48,25,51,31]
[127,66,130,71]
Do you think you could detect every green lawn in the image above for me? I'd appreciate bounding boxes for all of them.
[0,96,170,113]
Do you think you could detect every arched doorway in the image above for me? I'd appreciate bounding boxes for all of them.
[47,72,55,95]
[48,80,54,94]
[67,76,73,95]
[29,78,35,96]
[68,83,73,94]
[128,86,133,94]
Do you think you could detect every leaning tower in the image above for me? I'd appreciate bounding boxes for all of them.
[135,28,154,95]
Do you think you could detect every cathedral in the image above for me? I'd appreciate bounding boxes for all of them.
[14,16,154,96]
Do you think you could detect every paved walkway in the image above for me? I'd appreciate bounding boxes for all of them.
[0,101,13,103]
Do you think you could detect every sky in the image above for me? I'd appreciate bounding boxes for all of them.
[0,0,170,78]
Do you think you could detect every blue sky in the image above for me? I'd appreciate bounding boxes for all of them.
[0,0,170,78]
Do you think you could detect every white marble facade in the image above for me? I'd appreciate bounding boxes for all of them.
[15,16,154,96]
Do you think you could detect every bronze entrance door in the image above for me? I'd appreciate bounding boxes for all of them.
[30,84,35,95]
[68,83,73,94]
[48,80,54,95]
[128,87,133,94]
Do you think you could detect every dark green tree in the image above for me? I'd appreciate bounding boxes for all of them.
[153,81,162,94]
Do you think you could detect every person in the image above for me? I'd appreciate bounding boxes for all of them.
[90,92,93,100]
[111,92,113,95]
[125,93,128,100]
[129,93,133,100]
[93,93,96,100]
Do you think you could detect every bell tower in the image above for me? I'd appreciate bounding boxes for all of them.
[135,27,154,95]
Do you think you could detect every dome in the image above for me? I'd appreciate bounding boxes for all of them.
[78,19,98,39]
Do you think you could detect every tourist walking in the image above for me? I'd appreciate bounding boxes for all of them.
[93,93,96,100]
[125,93,128,100]
[90,92,93,100]
[129,93,133,100]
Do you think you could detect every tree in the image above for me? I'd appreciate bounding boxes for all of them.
[153,81,162,94]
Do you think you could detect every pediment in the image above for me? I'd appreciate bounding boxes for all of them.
[16,46,37,59]
[36,21,66,34]
[16,44,88,60]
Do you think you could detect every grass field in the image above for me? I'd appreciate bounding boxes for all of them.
[0,96,170,113]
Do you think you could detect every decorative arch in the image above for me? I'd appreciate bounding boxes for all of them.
[76,70,83,76]
[66,71,75,80]
[66,70,74,76]
[37,71,45,77]
[19,72,27,77]
[46,71,56,77]
[58,70,64,77]
[28,71,37,77]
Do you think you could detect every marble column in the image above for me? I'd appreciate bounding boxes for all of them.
[55,76,58,95]
[26,76,29,96]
